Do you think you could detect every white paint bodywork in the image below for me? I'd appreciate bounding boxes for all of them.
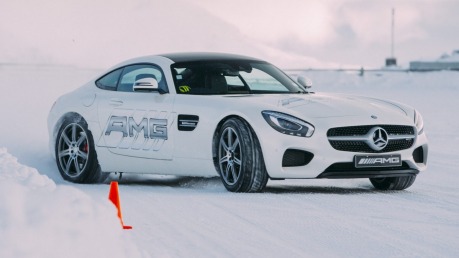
[48,55,428,179]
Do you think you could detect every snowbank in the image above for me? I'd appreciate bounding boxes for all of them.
[0,148,143,258]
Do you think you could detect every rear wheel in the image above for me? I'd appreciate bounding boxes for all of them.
[216,118,268,192]
[370,175,416,190]
[55,118,108,183]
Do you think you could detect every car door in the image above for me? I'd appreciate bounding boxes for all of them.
[96,64,175,160]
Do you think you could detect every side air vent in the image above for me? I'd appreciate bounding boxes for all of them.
[282,149,314,167]
[413,146,424,163]
[178,114,199,131]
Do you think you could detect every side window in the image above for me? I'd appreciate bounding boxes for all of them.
[225,76,244,87]
[95,68,123,90]
[118,64,167,92]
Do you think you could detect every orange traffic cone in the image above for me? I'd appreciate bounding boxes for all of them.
[108,181,133,230]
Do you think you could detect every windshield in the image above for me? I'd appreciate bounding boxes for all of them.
[171,61,305,95]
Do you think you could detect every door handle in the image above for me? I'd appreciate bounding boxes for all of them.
[109,98,124,106]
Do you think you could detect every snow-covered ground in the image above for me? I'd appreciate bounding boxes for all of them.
[1,64,458,257]
[0,148,142,258]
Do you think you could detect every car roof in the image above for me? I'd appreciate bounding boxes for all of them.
[158,52,264,63]
[102,52,267,76]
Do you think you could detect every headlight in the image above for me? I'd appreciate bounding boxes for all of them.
[262,111,314,137]
[414,109,424,135]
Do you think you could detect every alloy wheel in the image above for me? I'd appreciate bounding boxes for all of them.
[218,127,242,185]
[57,123,89,178]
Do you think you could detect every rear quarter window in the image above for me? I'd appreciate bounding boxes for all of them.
[95,68,123,90]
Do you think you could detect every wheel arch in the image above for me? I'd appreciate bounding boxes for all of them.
[212,115,268,175]
[53,112,108,184]
[53,112,87,146]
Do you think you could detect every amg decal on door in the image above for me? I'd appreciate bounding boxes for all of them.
[105,116,168,140]
[98,114,171,152]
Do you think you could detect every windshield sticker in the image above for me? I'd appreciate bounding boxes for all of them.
[179,85,191,93]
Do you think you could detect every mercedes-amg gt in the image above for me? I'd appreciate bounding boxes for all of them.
[48,53,428,192]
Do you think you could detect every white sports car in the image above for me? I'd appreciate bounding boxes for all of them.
[48,53,428,192]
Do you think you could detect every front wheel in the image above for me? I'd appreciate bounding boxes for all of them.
[216,118,268,192]
[369,175,416,190]
[55,118,108,183]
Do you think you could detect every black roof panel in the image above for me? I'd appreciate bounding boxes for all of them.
[159,52,264,63]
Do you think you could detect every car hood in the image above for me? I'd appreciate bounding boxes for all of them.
[283,93,409,118]
[230,93,409,119]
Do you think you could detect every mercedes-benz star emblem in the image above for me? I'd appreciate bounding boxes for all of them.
[368,127,389,151]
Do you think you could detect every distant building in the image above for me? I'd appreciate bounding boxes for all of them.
[385,57,397,67]
[410,50,459,71]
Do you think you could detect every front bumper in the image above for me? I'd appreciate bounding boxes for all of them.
[257,117,428,179]
[317,161,419,179]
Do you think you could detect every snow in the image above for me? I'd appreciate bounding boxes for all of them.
[0,148,142,258]
[1,65,459,257]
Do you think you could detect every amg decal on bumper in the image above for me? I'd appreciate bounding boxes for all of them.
[355,154,402,168]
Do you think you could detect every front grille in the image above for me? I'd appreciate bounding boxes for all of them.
[327,125,415,137]
[329,139,414,153]
[327,125,416,153]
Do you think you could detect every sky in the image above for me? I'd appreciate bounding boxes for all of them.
[0,0,458,69]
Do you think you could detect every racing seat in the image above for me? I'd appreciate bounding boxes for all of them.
[205,73,228,94]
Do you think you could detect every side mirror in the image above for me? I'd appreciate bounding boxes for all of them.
[133,77,159,92]
[297,76,312,89]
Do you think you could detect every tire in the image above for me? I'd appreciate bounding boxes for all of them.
[369,175,416,190]
[216,118,269,192]
[55,117,109,183]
